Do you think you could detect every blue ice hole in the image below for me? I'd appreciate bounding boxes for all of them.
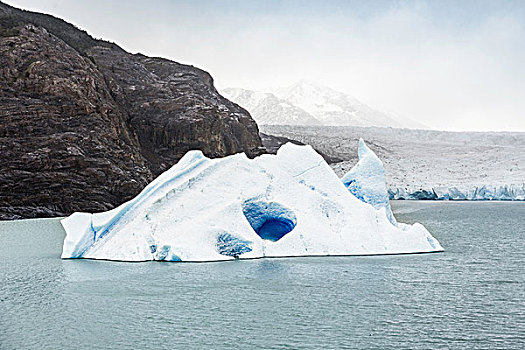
[242,199,297,242]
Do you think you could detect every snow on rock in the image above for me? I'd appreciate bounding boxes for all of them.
[341,139,396,224]
[61,143,442,262]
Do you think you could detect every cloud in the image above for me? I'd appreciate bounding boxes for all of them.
[5,0,525,131]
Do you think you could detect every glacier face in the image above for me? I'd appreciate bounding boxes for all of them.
[61,143,443,262]
[389,185,525,201]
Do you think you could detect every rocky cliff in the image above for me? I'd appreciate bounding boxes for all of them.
[0,2,262,219]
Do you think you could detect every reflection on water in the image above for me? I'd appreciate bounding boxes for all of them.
[1,202,524,349]
[247,259,289,279]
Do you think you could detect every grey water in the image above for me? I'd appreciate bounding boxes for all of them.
[1,202,524,349]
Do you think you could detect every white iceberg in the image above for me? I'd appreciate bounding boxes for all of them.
[61,142,443,262]
[341,138,396,224]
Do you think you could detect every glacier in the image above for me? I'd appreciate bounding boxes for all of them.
[61,142,443,262]
[260,125,525,201]
[389,185,525,201]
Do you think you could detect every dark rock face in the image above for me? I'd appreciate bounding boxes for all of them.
[89,48,262,174]
[0,2,262,219]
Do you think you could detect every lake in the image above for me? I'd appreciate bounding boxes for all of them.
[1,201,524,349]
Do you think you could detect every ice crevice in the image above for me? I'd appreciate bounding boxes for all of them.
[292,160,324,178]
[216,232,253,257]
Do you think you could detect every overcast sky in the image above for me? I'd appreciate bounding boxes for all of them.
[5,0,525,131]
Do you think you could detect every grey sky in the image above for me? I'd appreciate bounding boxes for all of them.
[5,0,525,131]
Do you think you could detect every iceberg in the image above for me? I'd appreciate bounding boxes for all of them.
[61,142,443,262]
[341,138,396,224]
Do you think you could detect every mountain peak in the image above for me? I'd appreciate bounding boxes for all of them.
[223,82,426,129]
[281,80,336,95]
[222,88,321,126]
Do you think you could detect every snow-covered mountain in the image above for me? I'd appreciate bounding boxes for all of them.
[221,88,321,126]
[273,81,405,127]
[222,81,423,128]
